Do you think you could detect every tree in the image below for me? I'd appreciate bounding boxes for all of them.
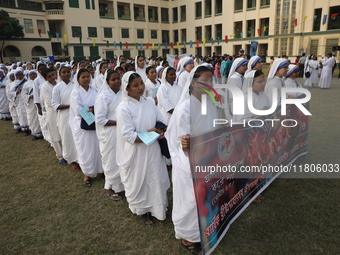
[0,9,24,63]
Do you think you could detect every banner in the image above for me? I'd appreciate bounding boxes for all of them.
[190,103,309,255]
[294,18,298,27]
[322,15,327,25]
[250,40,258,57]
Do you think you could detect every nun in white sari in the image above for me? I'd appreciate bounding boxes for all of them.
[95,70,124,199]
[264,58,289,105]
[157,67,183,125]
[22,70,42,139]
[116,72,170,224]
[225,58,248,118]
[0,69,10,120]
[303,55,319,88]
[52,66,79,169]
[10,68,29,133]
[165,65,219,253]
[284,64,304,97]
[176,57,194,88]
[70,69,103,186]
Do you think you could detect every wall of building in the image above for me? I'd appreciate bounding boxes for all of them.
[0,0,339,63]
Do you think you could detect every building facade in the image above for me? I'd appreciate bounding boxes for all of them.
[1,0,339,63]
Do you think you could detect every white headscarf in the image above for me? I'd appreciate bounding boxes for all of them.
[121,71,136,101]
[285,64,299,79]
[160,67,170,85]
[14,68,24,77]
[176,57,193,76]
[228,58,248,78]
[116,55,124,67]
[267,58,289,80]
[245,56,262,74]
[156,66,164,79]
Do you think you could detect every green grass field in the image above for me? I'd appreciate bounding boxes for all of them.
[1,71,339,254]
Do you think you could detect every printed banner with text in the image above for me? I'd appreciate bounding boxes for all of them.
[189,103,309,255]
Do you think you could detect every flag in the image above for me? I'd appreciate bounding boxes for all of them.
[125,42,128,49]
[140,42,143,49]
[196,40,199,47]
[314,15,318,20]
[230,34,235,38]
[203,39,206,47]
[158,43,161,50]
[248,30,252,35]
[30,26,37,30]
[114,41,117,48]
[294,18,298,27]
[47,31,51,38]
[151,43,154,50]
[264,26,268,32]
[283,21,288,29]
[164,43,168,49]
[56,32,60,41]
[304,16,308,22]
[38,29,42,37]
[170,42,174,49]
[183,41,186,48]
[257,28,261,36]
[331,13,339,19]
[322,15,327,25]
[86,38,92,41]
[135,43,138,49]
[64,34,68,43]
[225,36,228,43]
[190,40,193,48]
[176,42,180,49]
[19,24,25,28]
[79,36,82,44]
[106,40,109,47]
[146,43,149,49]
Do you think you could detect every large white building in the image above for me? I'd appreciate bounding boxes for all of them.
[1,0,340,63]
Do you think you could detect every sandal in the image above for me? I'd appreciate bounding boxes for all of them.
[107,193,123,201]
[83,179,91,187]
[139,213,154,226]
[181,241,202,255]
[58,158,67,166]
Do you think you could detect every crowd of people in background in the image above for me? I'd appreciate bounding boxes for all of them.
[0,50,338,255]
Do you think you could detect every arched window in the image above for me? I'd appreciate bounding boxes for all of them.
[3,45,21,57]
[32,46,46,56]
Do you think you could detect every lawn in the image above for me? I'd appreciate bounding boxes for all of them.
[0,71,339,254]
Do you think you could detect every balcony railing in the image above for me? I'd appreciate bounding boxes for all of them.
[100,7,114,18]
[46,9,64,15]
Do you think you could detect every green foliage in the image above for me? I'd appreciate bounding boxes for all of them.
[0,9,24,40]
